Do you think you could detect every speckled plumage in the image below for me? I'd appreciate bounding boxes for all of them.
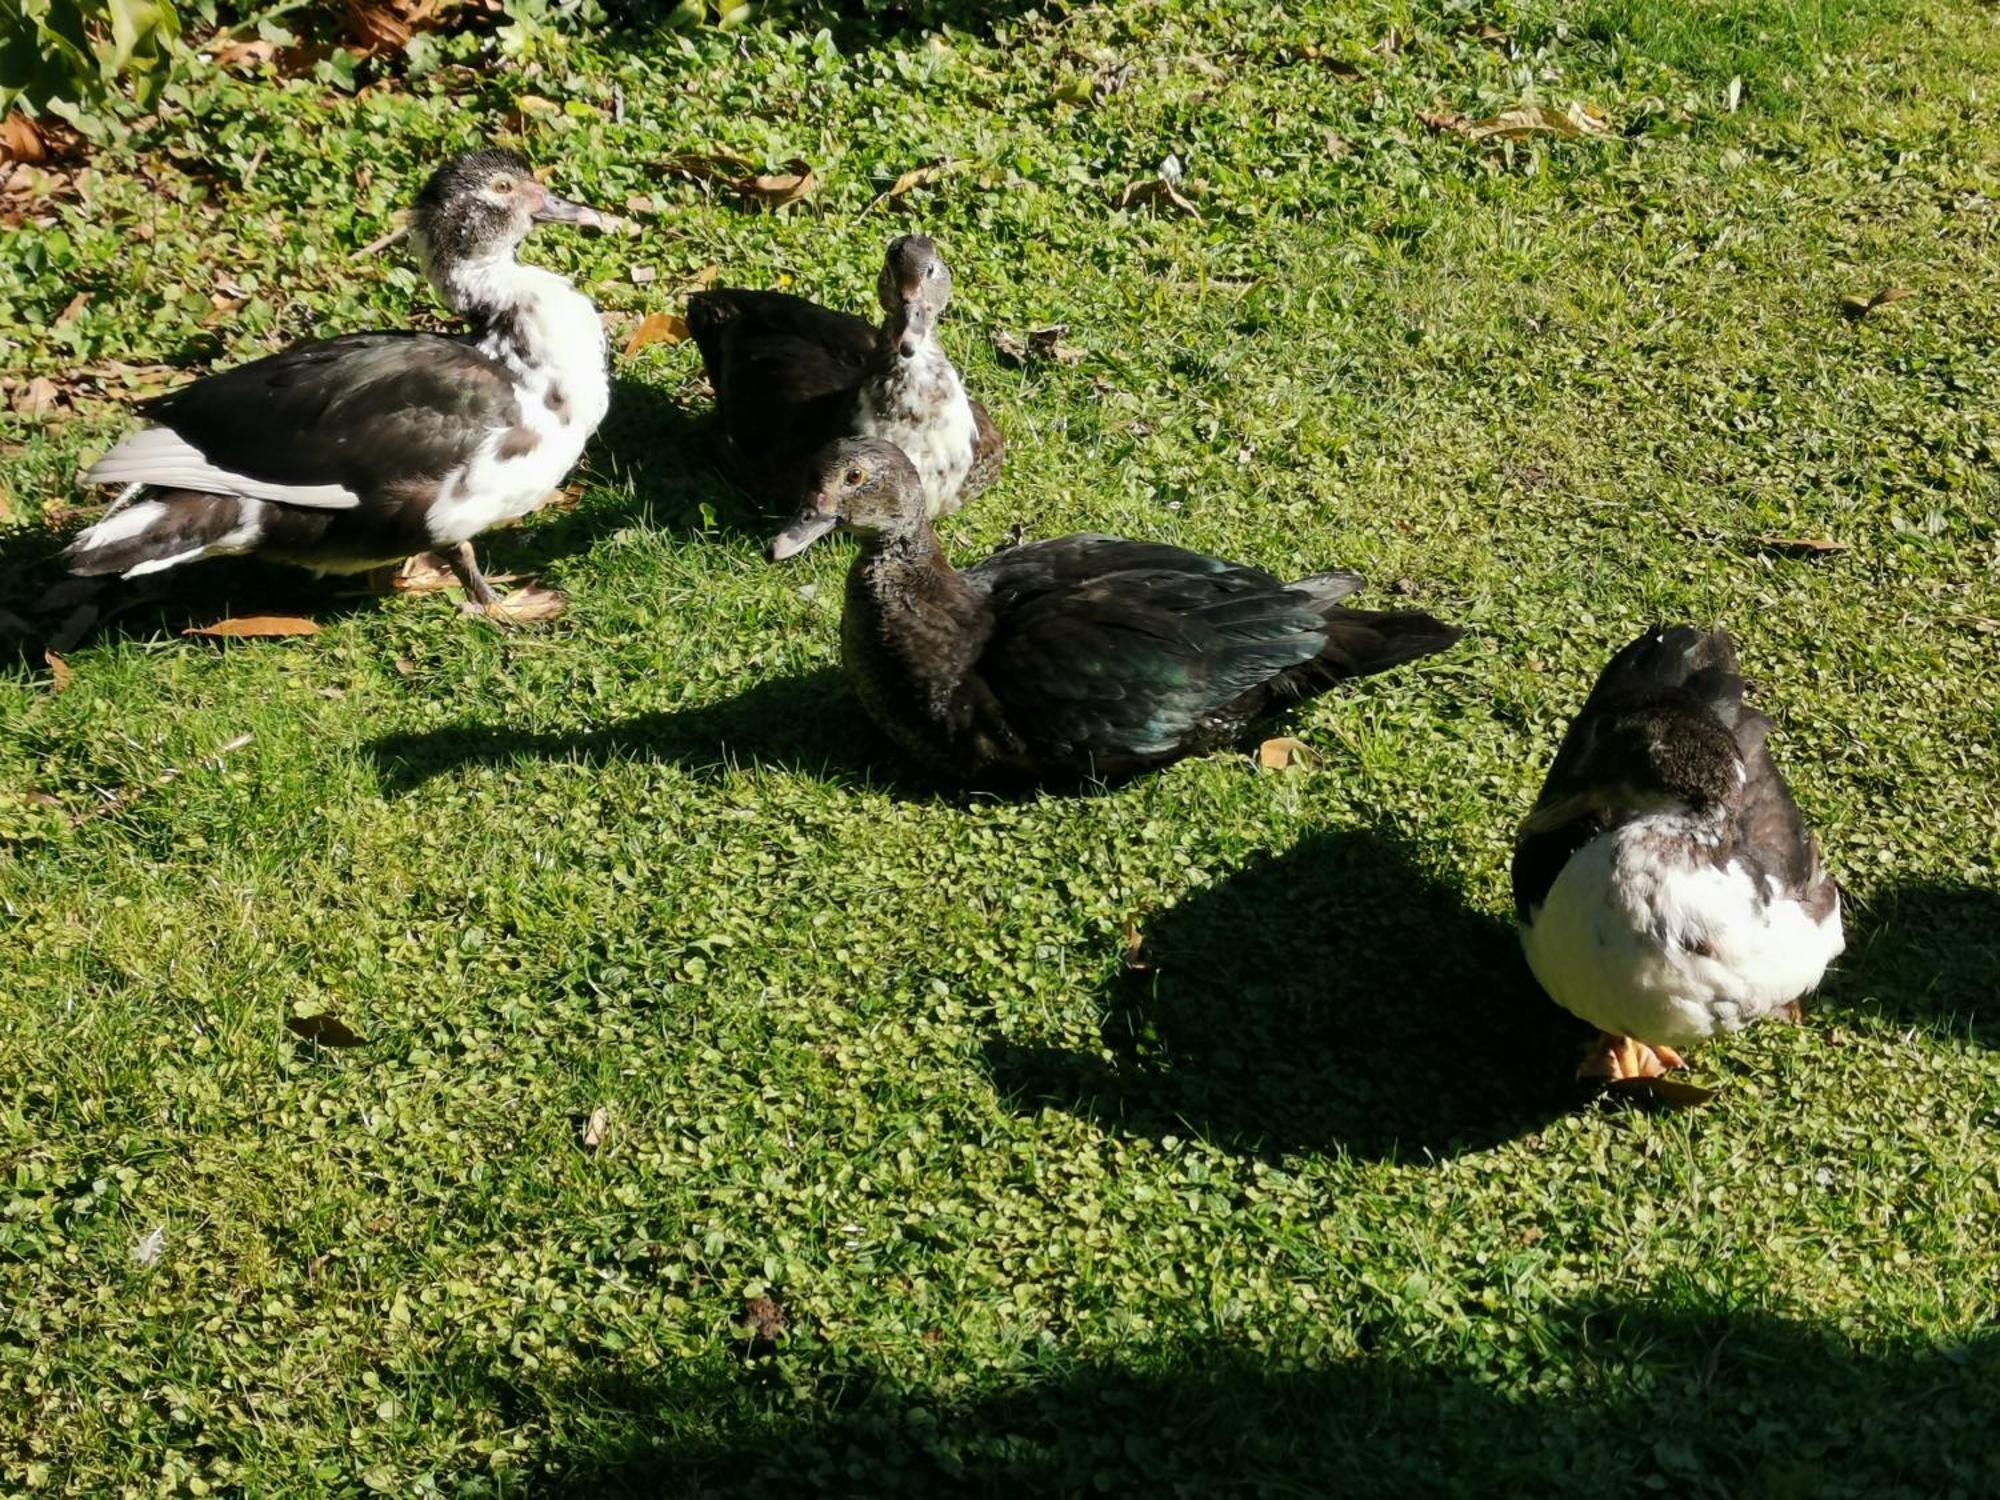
[687,235,1002,516]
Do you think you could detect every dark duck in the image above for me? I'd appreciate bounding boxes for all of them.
[767,438,1462,785]
[686,234,1002,517]
[63,148,610,611]
[1512,626,1844,1084]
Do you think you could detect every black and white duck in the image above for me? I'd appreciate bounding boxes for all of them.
[686,234,1003,517]
[63,147,610,612]
[767,438,1462,784]
[1512,626,1844,1083]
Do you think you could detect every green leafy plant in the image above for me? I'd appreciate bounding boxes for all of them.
[0,0,183,135]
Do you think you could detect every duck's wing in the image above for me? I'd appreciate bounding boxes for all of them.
[968,534,1283,606]
[970,549,1331,762]
[87,332,519,509]
[686,289,876,404]
[959,399,1006,505]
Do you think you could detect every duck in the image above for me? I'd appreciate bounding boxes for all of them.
[766,437,1462,784]
[686,234,1003,517]
[1512,626,1844,1084]
[62,147,611,613]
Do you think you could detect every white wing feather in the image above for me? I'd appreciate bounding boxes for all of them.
[85,426,360,510]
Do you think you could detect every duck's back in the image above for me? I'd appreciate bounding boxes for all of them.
[687,289,876,497]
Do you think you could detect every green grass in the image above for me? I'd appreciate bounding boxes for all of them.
[3,0,1998,1494]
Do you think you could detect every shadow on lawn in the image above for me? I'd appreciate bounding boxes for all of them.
[1829,879,1999,1049]
[496,1297,1998,1497]
[365,667,948,800]
[983,825,1588,1162]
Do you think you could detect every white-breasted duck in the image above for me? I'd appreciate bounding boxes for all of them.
[767,438,1461,785]
[64,147,611,611]
[686,234,1003,518]
[1512,626,1844,1084]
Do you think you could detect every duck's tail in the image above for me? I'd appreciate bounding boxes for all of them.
[63,490,265,578]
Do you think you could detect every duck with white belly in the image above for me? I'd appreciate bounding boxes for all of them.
[63,147,611,615]
[1512,626,1844,1086]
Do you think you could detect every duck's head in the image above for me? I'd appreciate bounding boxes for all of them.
[768,438,926,560]
[412,148,607,275]
[876,234,952,360]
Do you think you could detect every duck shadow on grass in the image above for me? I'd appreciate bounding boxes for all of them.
[474,1297,1997,1497]
[365,667,951,802]
[1829,879,1999,1048]
[984,826,1591,1163]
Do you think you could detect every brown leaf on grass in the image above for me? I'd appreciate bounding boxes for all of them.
[623,312,690,357]
[1418,109,1469,134]
[0,111,50,165]
[658,147,759,185]
[582,1106,610,1149]
[883,159,962,200]
[739,164,816,210]
[1117,177,1201,218]
[1465,102,1611,141]
[13,377,60,418]
[287,1012,367,1047]
[1753,535,1849,556]
[740,1294,787,1344]
[212,37,283,70]
[392,552,456,593]
[54,291,89,326]
[1121,919,1152,972]
[343,0,441,57]
[43,649,71,693]
[185,615,322,639]
[1840,285,1916,319]
[991,325,1084,368]
[488,585,567,625]
[1606,1075,1720,1109]
[1256,736,1318,770]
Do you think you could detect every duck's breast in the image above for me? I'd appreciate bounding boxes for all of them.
[853,354,976,518]
[1522,826,1844,1045]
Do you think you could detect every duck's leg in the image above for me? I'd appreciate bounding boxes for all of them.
[446,541,502,613]
[1578,1032,1686,1082]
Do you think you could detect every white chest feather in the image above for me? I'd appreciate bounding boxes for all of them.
[1521,820,1844,1046]
[853,346,976,519]
[426,265,609,545]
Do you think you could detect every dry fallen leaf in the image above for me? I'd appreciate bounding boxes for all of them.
[1418,108,1469,134]
[1464,102,1610,141]
[1257,736,1318,770]
[43,649,71,694]
[623,311,691,357]
[0,111,49,165]
[878,159,961,204]
[1117,176,1201,217]
[185,615,322,639]
[212,36,283,70]
[487,585,568,625]
[1841,285,1916,319]
[583,1106,610,1149]
[992,325,1084,367]
[739,165,816,210]
[659,148,759,184]
[286,1012,367,1047]
[740,1294,787,1344]
[1121,919,1152,972]
[1754,535,1849,556]
[1606,1076,1720,1109]
[13,377,60,418]
[54,291,89,326]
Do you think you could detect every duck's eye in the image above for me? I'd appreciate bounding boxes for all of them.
[844,467,865,486]
[488,174,515,193]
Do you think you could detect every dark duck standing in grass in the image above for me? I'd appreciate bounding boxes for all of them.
[768,438,1461,784]
[64,148,610,612]
[686,234,1002,517]
[1512,626,1844,1085]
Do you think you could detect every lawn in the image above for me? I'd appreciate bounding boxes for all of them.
[2,0,1998,1494]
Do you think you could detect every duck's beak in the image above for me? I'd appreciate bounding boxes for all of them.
[529,185,611,230]
[768,507,839,561]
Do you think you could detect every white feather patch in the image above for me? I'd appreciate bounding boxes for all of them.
[1522,817,1844,1047]
[86,427,360,510]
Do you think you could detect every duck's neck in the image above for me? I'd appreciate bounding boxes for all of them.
[1614,798,1737,861]
[431,249,608,416]
[850,523,991,673]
